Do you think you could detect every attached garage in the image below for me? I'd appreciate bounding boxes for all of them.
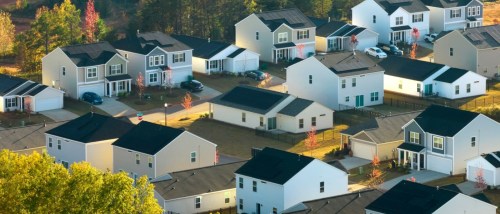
[227,49,260,73]
[28,85,64,112]
[355,29,379,51]
[78,83,105,98]
[427,155,453,175]
[466,153,500,186]
[352,138,376,160]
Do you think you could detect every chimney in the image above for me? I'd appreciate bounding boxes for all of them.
[328,17,331,23]
[208,37,211,43]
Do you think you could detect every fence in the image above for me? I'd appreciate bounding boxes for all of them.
[383,96,500,111]
[255,128,336,145]
[334,105,386,126]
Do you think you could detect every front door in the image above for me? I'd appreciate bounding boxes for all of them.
[424,84,433,96]
[256,203,261,214]
[267,117,276,130]
[355,95,364,107]
[420,153,425,169]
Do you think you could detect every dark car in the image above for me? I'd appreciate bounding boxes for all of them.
[245,70,266,81]
[81,92,103,105]
[180,80,204,92]
[378,44,403,56]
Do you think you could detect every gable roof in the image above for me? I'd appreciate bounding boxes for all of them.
[434,67,470,83]
[235,147,314,185]
[0,121,65,152]
[171,34,231,59]
[366,180,459,213]
[211,85,290,115]
[227,48,246,58]
[314,51,385,77]
[483,153,500,168]
[421,0,473,8]
[352,112,421,144]
[458,25,500,49]
[60,41,120,67]
[0,74,28,96]
[378,56,447,81]
[414,105,479,137]
[278,98,314,117]
[46,113,134,143]
[255,8,315,31]
[112,121,185,155]
[315,20,349,37]
[113,31,190,54]
[374,0,429,15]
[153,161,246,200]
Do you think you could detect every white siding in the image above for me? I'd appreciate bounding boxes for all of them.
[236,14,274,62]
[212,103,267,130]
[428,6,445,33]
[338,71,384,108]
[352,0,391,44]
[86,139,115,172]
[236,174,285,214]
[229,50,260,73]
[46,133,86,168]
[42,48,79,99]
[434,194,497,214]
[277,102,333,133]
[434,71,486,99]
[164,189,236,214]
[32,87,64,112]
[192,57,208,74]
[466,156,497,186]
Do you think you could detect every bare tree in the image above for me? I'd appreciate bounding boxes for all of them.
[475,166,487,190]
[305,126,318,156]
[24,98,32,122]
[181,92,192,118]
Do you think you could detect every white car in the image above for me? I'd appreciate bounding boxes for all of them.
[424,33,438,43]
[364,47,387,59]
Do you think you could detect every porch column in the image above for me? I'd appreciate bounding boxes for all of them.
[417,153,420,171]
[108,82,111,97]
[403,151,407,166]
[410,153,414,169]
[398,149,401,166]
[128,80,131,93]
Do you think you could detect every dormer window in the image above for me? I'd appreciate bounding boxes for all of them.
[278,32,288,43]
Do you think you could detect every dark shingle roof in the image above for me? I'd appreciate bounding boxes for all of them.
[27,85,48,96]
[16,82,39,95]
[61,41,119,67]
[113,31,191,54]
[227,48,246,58]
[414,105,479,137]
[434,68,469,83]
[153,161,246,200]
[374,0,429,15]
[440,184,462,193]
[422,0,473,8]
[235,147,314,184]
[105,74,132,82]
[434,30,452,42]
[0,74,28,96]
[315,20,349,37]
[278,98,314,117]
[472,193,493,204]
[391,25,412,31]
[275,42,296,49]
[484,154,500,168]
[366,180,458,213]
[211,85,290,115]
[112,121,185,155]
[314,51,384,77]
[255,8,315,31]
[351,112,421,144]
[333,25,358,36]
[459,25,500,49]
[171,35,230,59]
[398,142,426,152]
[0,121,65,152]
[378,56,446,81]
[46,113,134,143]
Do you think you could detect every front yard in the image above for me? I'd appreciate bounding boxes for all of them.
[0,111,53,128]
[348,161,408,186]
[117,86,199,111]
[63,97,109,116]
[193,73,262,93]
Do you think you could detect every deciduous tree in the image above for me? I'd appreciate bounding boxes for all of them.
[475,166,487,190]
[136,72,145,101]
[84,0,99,43]
[368,155,383,188]
[0,10,15,56]
[305,126,318,156]
[181,92,192,118]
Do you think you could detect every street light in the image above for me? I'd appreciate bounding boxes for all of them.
[164,103,168,126]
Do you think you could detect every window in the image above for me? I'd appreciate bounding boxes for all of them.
[260,117,264,127]
[320,181,325,193]
[299,119,304,129]
[48,138,53,148]
[242,112,246,122]
[309,75,312,84]
[110,64,122,75]
[148,157,153,168]
[224,192,230,203]
[449,48,454,56]
[370,92,379,102]
[5,98,17,108]
[297,30,309,39]
[62,66,66,76]
[209,61,218,69]
[86,67,97,78]
[278,32,288,43]
[239,177,244,188]
[311,117,316,126]
[471,137,476,147]
[395,16,403,25]
[239,199,244,210]
[373,15,376,23]
[173,53,185,63]
[273,208,278,214]
[398,80,403,89]
[450,9,461,18]
[118,81,125,91]
[252,181,257,192]
[195,196,201,209]
[352,78,356,87]
[417,83,421,93]
[149,73,158,83]
[468,6,480,16]
[467,84,471,93]
[148,56,153,66]
[191,152,197,162]
[409,132,420,143]
[412,13,423,23]
[136,154,140,164]
[57,140,61,150]
[61,161,69,169]
[433,136,444,150]
[341,79,346,88]
[455,85,459,95]
[345,96,350,102]
[256,32,259,40]
[154,56,160,66]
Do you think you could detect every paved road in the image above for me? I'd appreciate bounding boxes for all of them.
[41,109,79,122]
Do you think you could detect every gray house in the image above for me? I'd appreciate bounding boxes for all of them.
[422,0,483,32]
[434,24,500,79]
[398,105,500,175]
[42,41,131,99]
[112,31,193,87]
[312,19,379,52]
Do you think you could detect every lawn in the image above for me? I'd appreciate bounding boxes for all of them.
[63,97,109,116]
[483,189,500,214]
[423,175,466,187]
[348,161,408,186]
[117,86,199,111]
[484,2,500,26]
[193,73,262,93]
[261,61,287,80]
[0,111,53,128]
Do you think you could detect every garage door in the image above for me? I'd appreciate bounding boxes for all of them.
[427,155,452,174]
[35,97,62,112]
[357,37,378,51]
[79,84,104,98]
[234,59,259,72]
[352,141,376,160]
[467,166,495,186]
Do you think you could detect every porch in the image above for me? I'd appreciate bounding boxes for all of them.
[273,42,296,63]
[105,74,132,97]
[390,25,411,45]
[397,143,426,171]
[327,37,346,52]
[206,59,224,74]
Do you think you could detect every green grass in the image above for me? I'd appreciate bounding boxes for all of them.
[348,161,407,186]
[193,73,261,93]
[0,111,53,128]
[483,189,500,214]
[261,61,287,80]
[117,86,198,111]
[423,175,466,187]
[63,97,109,116]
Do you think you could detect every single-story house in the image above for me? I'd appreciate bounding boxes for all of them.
[0,121,65,155]
[466,151,500,187]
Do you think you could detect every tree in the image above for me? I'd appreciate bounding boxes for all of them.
[407,176,416,182]
[24,98,32,121]
[136,72,145,101]
[181,92,192,118]
[368,154,383,188]
[305,126,318,156]
[350,34,359,54]
[164,69,174,94]
[16,0,28,10]
[84,0,99,43]
[410,43,417,59]
[244,0,258,14]
[311,0,333,18]
[410,28,420,59]
[475,166,487,190]
[0,11,15,56]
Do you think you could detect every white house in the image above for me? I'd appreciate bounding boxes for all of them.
[45,113,134,171]
[379,56,486,99]
[422,0,484,33]
[112,121,217,180]
[235,147,348,214]
[209,85,334,133]
[313,19,379,52]
[0,74,64,113]
[466,152,500,186]
[171,35,259,74]
[352,0,430,44]
[398,105,500,175]
[153,161,246,214]
[366,180,497,214]
[286,51,385,110]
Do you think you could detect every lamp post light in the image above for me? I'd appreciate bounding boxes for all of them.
[164,103,168,126]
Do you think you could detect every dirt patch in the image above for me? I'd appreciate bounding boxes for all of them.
[483,2,500,25]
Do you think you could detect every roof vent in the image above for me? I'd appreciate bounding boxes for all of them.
[358,191,361,198]
[326,200,330,204]
[192,172,196,176]
[171,187,175,190]
[436,186,439,190]
[175,179,179,182]
[137,29,140,35]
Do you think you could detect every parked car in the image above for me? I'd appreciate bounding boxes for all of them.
[245,70,266,81]
[377,44,403,56]
[81,92,103,105]
[364,47,387,59]
[180,80,204,92]
[424,33,438,43]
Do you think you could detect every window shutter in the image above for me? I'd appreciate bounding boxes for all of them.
[407,131,410,142]
[419,133,422,144]
[172,54,175,63]
[307,30,310,38]
[297,31,299,39]
[183,53,185,62]
[206,61,209,69]
[120,64,123,73]
[109,66,111,75]
[149,56,153,66]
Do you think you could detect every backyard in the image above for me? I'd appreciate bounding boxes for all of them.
[348,161,408,186]
[63,97,109,116]
[0,111,53,128]
[117,86,199,111]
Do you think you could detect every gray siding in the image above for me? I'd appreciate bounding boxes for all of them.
[273,25,293,45]
[404,121,424,145]
[146,48,168,70]
[444,7,465,24]
[434,31,477,73]
[105,54,127,77]
[465,0,482,19]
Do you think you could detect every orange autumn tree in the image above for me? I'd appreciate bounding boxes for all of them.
[368,154,383,188]
[136,72,145,101]
[305,126,318,156]
[475,167,487,190]
[181,92,192,118]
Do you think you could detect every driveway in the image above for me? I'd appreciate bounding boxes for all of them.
[380,170,448,190]
[218,154,245,165]
[96,97,137,117]
[339,156,371,170]
[456,181,483,195]
[41,109,79,122]
[191,86,221,100]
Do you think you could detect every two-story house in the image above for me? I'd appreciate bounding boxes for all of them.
[422,0,483,32]
[286,51,385,110]
[312,19,379,52]
[112,31,193,86]
[235,8,316,63]
[112,121,217,180]
[434,24,500,79]
[235,147,348,214]
[397,105,500,175]
[42,41,131,99]
[0,121,65,155]
[45,112,134,171]
[352,0,430,44]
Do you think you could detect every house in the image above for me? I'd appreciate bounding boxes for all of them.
[312,19,379,52]
[433,25,500,79]
[42,41,131,99]
[466,151,500,186]
[397,105,500,175]
[112,121,217,180]
[45,113,134,171]
[152,161,246,214]
[379,56,486,99]
[112,31,193,86]
[235,8,316,63]
[365,180,497,213]
[209,85,334,133]
[282,189,383,214]
[235,147,348,214]
[286,51,385,110]
[352,0,430,44]
[422,0,483,32]
[171,35,260,74]
[0,121,65,155]
[341,111,421,161]
[0,74,64,112]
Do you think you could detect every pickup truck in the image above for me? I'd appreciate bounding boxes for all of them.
[424,33,438,43]
[377,44,403,56]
